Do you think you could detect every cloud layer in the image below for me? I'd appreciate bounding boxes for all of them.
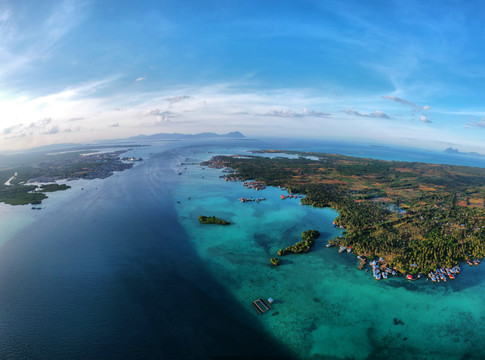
[344,109,390,119]
[382,95,429,111]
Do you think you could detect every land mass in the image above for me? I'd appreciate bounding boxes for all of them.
[0,150,135,206]
[199,215,231,225]
[444,147,484,157]
[277,229,320,256]
[123,131,245,142]
[203,150,485,276]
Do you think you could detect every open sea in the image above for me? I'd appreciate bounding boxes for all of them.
[0,138,484,359]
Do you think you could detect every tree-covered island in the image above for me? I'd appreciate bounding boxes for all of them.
[199,215,231,225]
[277,229,320,256]
[270,257,280,266]
[203,151,485,276]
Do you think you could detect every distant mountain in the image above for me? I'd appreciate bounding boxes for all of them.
[444,147,459,154]
[0,132,246,156]
[125,131,245,141]
[444,147,484,157]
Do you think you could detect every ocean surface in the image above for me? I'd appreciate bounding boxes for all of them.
[0,138,484,360]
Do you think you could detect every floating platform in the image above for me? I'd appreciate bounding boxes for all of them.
[251,298,271,314]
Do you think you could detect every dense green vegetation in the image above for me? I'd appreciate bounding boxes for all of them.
[270,257,280,266]
[0,149,132,206]
[205,151,485,274]
[277,229,321,256]
[0,185,48,205]
[0,181,70,206]
[199,215,231,225]
[39,184,71,192]
[0,184,70,206]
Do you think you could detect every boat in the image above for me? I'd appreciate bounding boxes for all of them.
[406,275,414,280]
[325,243,334,248]
[382,272,388,279]
[338,246,347,253]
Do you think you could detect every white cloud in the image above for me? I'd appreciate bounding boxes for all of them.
[301,107,330,117]
[265,109,302,117]
[263,108,329,118]
[3,117,80,139]
[465,119,485,128]
[382,95,429,111]
[30,118,52,129]
[344,108,390,119]
[163,96,192,104]
[2,123,22,135]
[64,125,81,132]
[419,115,432,123]
[0,81,484,154]
[43,125,60,135]
[135,77,146,82]
[146,109,175,124]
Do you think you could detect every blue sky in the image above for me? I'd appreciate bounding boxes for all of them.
[1,0,485,152]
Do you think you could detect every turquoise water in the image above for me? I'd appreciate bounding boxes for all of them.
[173,144,485,360]
[0,139,484,359]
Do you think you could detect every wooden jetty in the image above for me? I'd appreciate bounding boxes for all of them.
[251,298,271,314]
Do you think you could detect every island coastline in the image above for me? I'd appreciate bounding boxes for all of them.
[202,149,485,281]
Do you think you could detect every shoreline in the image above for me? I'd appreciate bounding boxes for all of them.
[174,144,485,359]
[202,151,484,283]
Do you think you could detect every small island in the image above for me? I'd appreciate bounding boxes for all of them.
[277,229,321,256]
[270,257,280,266]
[199,215,231,225]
